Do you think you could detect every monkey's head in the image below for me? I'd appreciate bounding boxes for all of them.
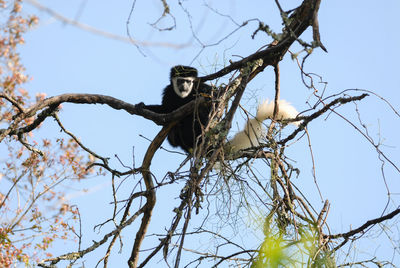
[170,65,198,98]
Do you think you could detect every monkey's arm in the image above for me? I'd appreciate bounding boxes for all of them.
[198,83,213,97]
[136,103,168,114]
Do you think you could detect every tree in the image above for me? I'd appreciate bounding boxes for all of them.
[1,0,399,267]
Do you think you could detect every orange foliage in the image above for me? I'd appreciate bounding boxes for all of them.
[0,1,95,266]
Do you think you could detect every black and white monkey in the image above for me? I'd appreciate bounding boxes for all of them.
[137,65,213,153]
[137,65,300,154]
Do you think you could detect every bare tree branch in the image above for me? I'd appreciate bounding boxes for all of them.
[26,0,187,48]
[327,207,400,240]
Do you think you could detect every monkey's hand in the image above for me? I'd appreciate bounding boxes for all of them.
[135,102,146,112]
[135,103,164,114]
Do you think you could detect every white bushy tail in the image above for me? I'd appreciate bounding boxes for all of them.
[228,99,300,152]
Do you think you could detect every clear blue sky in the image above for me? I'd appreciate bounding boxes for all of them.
[16,0,400,266]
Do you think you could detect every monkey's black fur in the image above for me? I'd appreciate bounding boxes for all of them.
[138,65,212,153]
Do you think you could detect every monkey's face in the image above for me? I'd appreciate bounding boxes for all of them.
[172,77,196,98]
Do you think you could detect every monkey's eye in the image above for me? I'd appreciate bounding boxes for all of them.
[177,77,195,84]
[177,78,193,84]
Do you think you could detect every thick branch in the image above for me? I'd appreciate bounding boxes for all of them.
[26,93,198,125]
[0,93,206,141]
[128,123,175,268]
[200,0,322,82]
